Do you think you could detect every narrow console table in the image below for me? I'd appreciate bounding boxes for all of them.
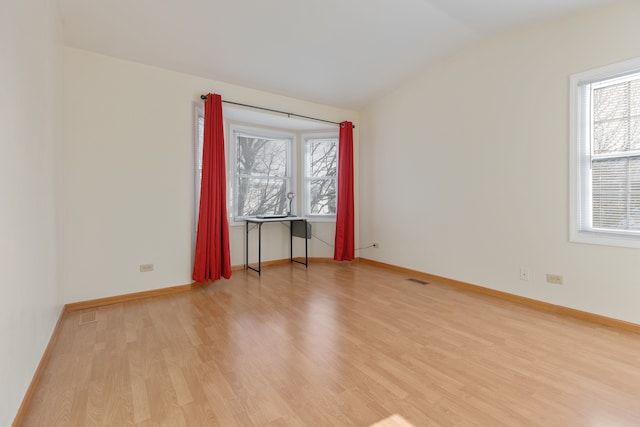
[244,216,309,275]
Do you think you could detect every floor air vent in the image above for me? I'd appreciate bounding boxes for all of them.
[79,311,97,326]
[407,278,429,285]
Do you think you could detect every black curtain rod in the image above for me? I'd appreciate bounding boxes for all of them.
[200,94,355,128]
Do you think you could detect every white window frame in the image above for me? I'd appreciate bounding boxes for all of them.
[194,104,204,235]
[301,132,338,220]
[570,57,640,248]
[229,124,296,222]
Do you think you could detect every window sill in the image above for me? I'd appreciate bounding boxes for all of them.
[570,229,640,249]
[229,216,335,227]
[303,215,336,223]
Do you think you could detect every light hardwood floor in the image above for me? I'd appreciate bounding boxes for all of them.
[20,263,640,426]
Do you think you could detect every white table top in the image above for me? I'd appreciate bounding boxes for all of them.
[243,216,306,223]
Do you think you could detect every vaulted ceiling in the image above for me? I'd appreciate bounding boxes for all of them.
[58,0,619,109]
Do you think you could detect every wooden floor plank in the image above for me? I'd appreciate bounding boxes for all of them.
[19,262,640,426]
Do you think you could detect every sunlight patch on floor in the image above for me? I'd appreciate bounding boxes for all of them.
[370,414,416,427]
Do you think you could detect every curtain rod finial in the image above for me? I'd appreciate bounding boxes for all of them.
[200,94,207,100]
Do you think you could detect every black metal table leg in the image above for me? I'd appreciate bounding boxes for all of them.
[305,220,308,267]
[245,220,249,271]
[246,222,262,275]
[257,222,262,275]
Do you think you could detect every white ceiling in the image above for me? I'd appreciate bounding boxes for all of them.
[58,0,618,110]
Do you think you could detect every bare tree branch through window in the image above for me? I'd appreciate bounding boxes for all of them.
[304,137,338,215]
[235,133,291,217]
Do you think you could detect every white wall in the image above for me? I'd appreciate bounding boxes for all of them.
[0,0,63,424]
[63,48,359,304]
[360,0,640,324]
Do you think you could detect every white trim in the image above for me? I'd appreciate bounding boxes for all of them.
[571,56,640,85]
[569,72,580,244]
[192,103,204,267]
[570,229,640,249]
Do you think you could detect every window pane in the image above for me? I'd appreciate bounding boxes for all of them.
[594,82,630,122]
[592,157,640,230]
[195,113,204,231]
[237,177,288,216]
[196,117,204,172]
[237,136,288,177]
[632,116,640,152]
[303,136,338,216]
[308,139,337,178]
[309,179,336,215]
[233,130,292,218]
[593,119,629,154]
[593,79,640,154]
[632,79,640,116]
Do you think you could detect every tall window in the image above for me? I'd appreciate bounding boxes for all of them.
[570,58,640,248]
[303,135,338,216]
[230,125,294,219]
[194,107,204,232]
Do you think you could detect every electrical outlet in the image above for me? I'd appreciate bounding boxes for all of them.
[372,243,379,248]
[520,268,529,281]
[140,264,154,272]
[546,274,563,285]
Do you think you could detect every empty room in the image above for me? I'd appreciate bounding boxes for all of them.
[4,0,640,425]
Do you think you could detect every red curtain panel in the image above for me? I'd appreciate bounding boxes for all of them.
[334,121,355,261]
[193,93,232,281]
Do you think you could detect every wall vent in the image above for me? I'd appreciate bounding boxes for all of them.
[407,278,429,285]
